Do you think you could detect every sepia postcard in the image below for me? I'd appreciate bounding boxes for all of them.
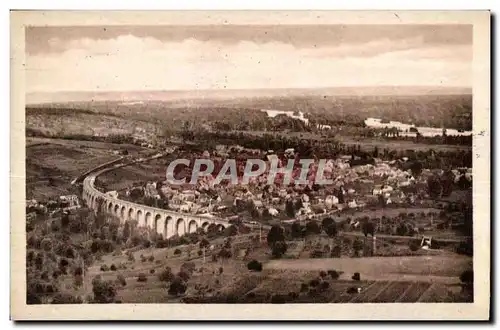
[10,10,490,320]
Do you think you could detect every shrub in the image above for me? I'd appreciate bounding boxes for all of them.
[74,267,83,276]
[247,260,263,272]
[100,264,109,272]
[148,255,155,262]
[270,294,286,304]
[352,273,361,281]
[320,281,330,290]
[300,283,309,292]
[51,293,83,304]
[331,245,342,258]
[328,270,340,280]
[271,241,288,259]
[168,278,187,296]
[73,275,83,287]
[92,275,102,286]
[319,271,327,278]
[116,274,127,286]
[158,268,175,282]
[149,269,155,274]
[59,258,69,267]
[92,280,116,303]
[127,253,135,262]
[180,262,196,275]
[309,279,320,287]
[40,238,52,252]
[409,239,421,251]
[137,273,148,282]
[218,248,232,259]
[346,287,359,294]
[177,271,190,282]
[218,267,224,275]
[109,264,117,271]
[41,271,49,281]
[310,249,324,258]
[174,249,182,256]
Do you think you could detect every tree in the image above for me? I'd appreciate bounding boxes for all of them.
[61,213,70,229]
[199,238,210,250]
[285,200,296,218]
[352,238,364,257]
[290,221,303,239]
[304,221,320,244]
[321,217,335,232]
[328,270,340,280]
[267,225,285,246]
[458,175,472,189]
[92,279,117,303]
[305,221,321,236]
[408,161,423,177]
[218,248,232,260]
[158,267,175,282]
[362,221,376,237]
[324,223,338,238]
[247,260,263,272]
[271,241,288,259]
[294,199,304,210]
[137,273,148,282]
[123,222,131,240]
[337,188,345,204]
[51,293,83,304]
[168,277,187,296]
[440,171,455,197]
[427,175,443,199]
[409,239,421,251]
[224,225,238,237]
[177,271,190,282]
[331,245,342,258]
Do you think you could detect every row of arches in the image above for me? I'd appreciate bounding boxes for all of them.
[82,183,227,238]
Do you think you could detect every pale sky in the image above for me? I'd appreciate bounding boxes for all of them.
[25,25,472,93]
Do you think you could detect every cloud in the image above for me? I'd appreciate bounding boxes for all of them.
[26,35,472,93]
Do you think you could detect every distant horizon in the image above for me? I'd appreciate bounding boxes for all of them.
[26,85,472,105]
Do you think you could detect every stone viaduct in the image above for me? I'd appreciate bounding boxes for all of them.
[81,162,229,239]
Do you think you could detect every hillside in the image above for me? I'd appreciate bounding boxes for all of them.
[26,91,472,132]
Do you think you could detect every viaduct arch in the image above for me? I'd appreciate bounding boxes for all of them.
[81,163,230,239]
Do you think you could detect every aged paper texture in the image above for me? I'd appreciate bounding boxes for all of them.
[11,10,490,320]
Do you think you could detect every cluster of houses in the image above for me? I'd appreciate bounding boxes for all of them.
[26,194,81,221]
[115,142,473,224]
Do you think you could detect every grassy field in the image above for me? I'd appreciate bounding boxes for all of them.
[26,110,159,137]
[265,255,472,282]
[241,130,471,152]
[59,233,472,304]
[94,157,173,192]
[26,138,149,200]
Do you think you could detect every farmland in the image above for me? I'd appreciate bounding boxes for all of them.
[49,229,472,304]
[26,138,150,201]
[25,89,474,305]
